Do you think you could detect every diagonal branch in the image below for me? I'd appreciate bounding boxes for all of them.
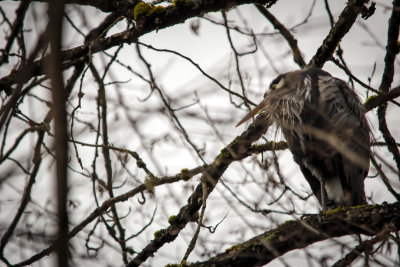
[9,165,203,267]
[255,4,306,68]
[364,85,400,111]
[0,1,31,65]
[8,128,286,267]
[0,131,44,265]
[308,0,369,68]
[127,115,272,266]
[332,225,393,267]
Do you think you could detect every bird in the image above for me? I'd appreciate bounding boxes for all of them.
[236,68,370,209]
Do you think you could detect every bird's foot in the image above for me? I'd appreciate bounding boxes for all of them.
[322,199,337,211]
[316,199,337,223]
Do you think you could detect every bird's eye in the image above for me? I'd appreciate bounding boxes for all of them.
[269,74,285,91]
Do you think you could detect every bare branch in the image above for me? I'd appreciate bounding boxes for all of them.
[0,0,276,94]
[128,115,272,266]
[308,0,369,68]
[255,4,306,68]
[377,0,400,178]
[364,85,400,111]
[48,1,70,266]
[189,203,400,266]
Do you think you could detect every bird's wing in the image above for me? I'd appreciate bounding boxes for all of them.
[317,76,370,151]
[317,75,370,204]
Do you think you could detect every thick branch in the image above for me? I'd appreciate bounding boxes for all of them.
[379,0,400,94]
[308,0,369,68]
[26,0,137,13]
[189,203,400,266]
[0,0,275,94]
[377,0,400,178]
[48,1,69,266]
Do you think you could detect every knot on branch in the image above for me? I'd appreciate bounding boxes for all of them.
[361,2,376,20]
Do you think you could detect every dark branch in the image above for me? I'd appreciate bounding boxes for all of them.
[0,1,31,65]
[377,0,400,177]
[364,85,400,111]
[0,0,276,94]
[48,1,70,266]
[188,203,400,266]
[332,226,392,267]
[26,0,137,13]
[308,0,369,68]
[0,131,44,263]
[255,4,306,68]
[127,115,272,266]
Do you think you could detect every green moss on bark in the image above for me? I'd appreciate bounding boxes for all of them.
[133,2,166,22]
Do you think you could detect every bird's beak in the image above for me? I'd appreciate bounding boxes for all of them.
[235,98,271,127]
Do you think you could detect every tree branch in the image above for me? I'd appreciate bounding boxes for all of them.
[364,85,400,111]
[23,0,137,13]
[255,4,306,68]
[188,203,400,266]
[0,0,276,94]
[8,127,287,267]
[332,225,393,267]
[0,1,31,65]
[377,0,400,178]
[127,115,272,266]
[308,0,369,68]
[48,1,69,266]
[0,131,44,265]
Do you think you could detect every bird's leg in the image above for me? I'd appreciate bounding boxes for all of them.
[320,179,337,211]
[320,179,327,212]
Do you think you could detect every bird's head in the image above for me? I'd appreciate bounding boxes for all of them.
[236,68,332,127]
[267,70,302,95]
[236,69,304,127]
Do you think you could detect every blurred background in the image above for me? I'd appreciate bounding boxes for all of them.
[0,0,399,266]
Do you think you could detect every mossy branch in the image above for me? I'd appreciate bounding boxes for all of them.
[0,0,276,94]
[127,114,272,266]
[364,86,400,111]
[186,203,400,266]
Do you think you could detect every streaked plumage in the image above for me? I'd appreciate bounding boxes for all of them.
[237,68,370,209]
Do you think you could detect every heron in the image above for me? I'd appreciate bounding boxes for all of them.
[236,68,370,209]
